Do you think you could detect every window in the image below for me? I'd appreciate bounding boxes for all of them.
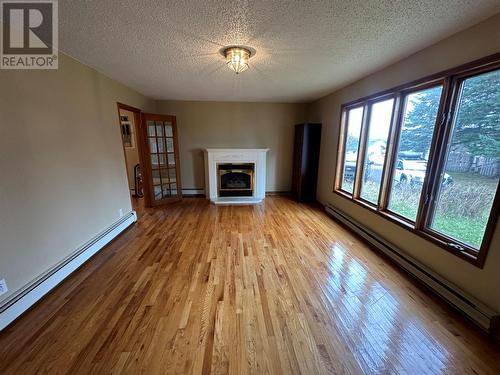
[388,85,443,221]
[360,98,394,204]
[339,106,364,194]
[428,70,500,249]
[334,55,500,267]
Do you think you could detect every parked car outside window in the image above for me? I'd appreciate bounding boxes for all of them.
[394,159,453,185]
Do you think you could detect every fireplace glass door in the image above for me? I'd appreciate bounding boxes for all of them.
[218,163,254,197]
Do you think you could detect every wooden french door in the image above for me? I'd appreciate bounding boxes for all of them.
[140,113,182,207]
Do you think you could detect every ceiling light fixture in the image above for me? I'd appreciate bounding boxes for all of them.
[223,46,251,74]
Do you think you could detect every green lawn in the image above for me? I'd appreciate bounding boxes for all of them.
[431,172,496,248]
[341,172,498,249]
[430,214,489,248]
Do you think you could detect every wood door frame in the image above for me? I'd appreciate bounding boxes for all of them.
[116,102,144,207]
[140,113,182,207]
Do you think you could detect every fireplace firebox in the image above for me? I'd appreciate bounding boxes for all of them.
[217,163,254,197]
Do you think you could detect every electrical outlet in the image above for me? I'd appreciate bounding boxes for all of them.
[119,208,124,217]
[0,279,8,296]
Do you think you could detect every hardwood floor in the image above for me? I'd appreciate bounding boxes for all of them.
[1,197,499,374]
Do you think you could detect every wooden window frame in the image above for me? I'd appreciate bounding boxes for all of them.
[382,80,446,227]
[333,53,500,268]
[356,94,398,208]
[334,104,366,196]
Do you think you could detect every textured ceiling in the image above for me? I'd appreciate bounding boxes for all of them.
[60,1,500,102]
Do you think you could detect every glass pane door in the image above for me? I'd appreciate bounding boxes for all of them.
[143,114,181,206]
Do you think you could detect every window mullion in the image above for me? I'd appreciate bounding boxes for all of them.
[378,94,402,211]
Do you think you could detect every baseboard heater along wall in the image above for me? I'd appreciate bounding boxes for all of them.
[325,203,499,336]
[0,211,137,331]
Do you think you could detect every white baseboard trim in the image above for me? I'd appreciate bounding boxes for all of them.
[0,211,137,331]
[182,188,205,196]
[211,196,263,205]
[325,203,499,334]
[181,189,292,197]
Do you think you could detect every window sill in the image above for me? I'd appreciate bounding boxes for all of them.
[332,189,484,268]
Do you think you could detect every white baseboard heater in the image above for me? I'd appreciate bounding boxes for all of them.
[325,203,499,337]
[0,211,137,331]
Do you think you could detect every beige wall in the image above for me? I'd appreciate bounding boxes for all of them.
[0,53,156,304]
[307,14,500,312]
[156,101,307,192]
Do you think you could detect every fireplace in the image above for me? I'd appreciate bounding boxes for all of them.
[218,163,254,197]
[204,148,268,204]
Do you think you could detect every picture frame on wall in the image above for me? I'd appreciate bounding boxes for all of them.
[120,116,134,148]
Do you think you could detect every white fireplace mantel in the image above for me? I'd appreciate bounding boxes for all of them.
[204,148,269,205]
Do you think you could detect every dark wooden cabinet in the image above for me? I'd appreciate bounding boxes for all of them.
[291,123,322,202]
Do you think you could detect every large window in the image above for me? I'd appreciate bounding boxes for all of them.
[334,55,500,267]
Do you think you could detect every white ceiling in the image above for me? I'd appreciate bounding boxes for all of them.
[60,1,500,103]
